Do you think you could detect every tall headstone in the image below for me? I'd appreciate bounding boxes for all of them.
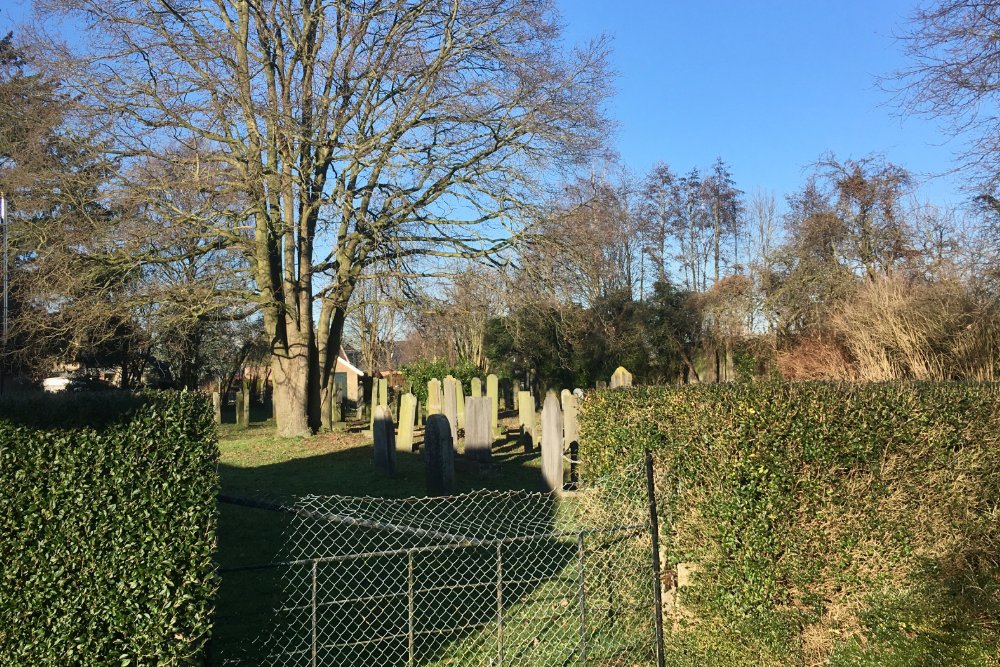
[427,378,442,415]
[370,377,389,430]
[464,397,493,463]
[541,391,563,491]
[610,366,633,388]
[562,392,579,452]
[471,377,482,398]
[397,393,417,452]
[373,405,396,476]
[332,383,344,423]
[486,374,499,437]
[513,381,521,410]
[456,381,466,430]
[235,390,245,427]
[560,389,572,410]
[500,378,513,411]
[242,384,251,427]
[212,392,222,425]
[518,390,535,451]
[424,414,455,496]
[442,376,459,446]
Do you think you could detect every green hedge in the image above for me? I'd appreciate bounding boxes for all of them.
[580,382,1000,666]
[0,391,219,665]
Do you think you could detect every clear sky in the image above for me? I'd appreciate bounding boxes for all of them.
[2,0,968,208]
[556,0,968,209]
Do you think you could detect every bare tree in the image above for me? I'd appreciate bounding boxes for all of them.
[894,1,1000,189]
[39,0,611,435]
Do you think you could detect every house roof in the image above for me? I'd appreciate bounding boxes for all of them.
[337,347,364,376]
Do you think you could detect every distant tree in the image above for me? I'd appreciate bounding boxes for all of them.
[895,0,1000,189]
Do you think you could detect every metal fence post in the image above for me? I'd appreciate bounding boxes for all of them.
[311,560,318,667]
[575,532,588,665]
[645,449,666,667]
[408,551,415,667]
[496,542,505,667]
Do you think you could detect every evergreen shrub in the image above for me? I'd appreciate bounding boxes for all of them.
[580,382,1000,666]
[0,390,219,665]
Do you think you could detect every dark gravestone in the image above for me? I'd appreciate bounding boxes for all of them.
[424,414,455,496]
[373,405,396,476]
[464,397,493,463]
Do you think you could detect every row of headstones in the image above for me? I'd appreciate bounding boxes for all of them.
[211,386,251,427]
[372,374,504,494]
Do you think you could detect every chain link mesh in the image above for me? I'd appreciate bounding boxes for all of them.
[213,461,656,666]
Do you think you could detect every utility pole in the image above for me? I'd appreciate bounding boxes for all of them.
[1,192,7,394]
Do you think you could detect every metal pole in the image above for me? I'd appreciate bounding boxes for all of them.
[407,551,415,667]
[495,542,505,667]
[311,560,318,667]
[645,449,666,667]
[1,192,7,396]
[575,532,588,666]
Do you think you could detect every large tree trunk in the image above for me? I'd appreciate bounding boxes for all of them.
[272,336,312,438]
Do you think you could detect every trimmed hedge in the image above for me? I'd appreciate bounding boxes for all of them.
[0,391,219,665]
[580,382,1000,666]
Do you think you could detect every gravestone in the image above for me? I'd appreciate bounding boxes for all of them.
[471,377,482,398]
[518,390,535,451]
[513,381,520,410]
[373,405,396,476]
[443,376,459,445]
[464,397,493,463]
[610,366,633,388]
[456,381,466,431]
[397,393,417,452]
[332,384,344,423]
[560,388,571,410]
[595,380,608,390]
[235,390,244,427]
[486,374,499,437]
[356,382,366,421]
[427,379,442,415]
[212,392,222,425]
[369,377,388,431]
[424,414,455,496]
[500,378,513,411]
[562,392,579,452]
[242,385,251,428]
[541,390,563,491]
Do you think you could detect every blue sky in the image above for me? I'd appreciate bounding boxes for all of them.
[2,0,968,208]
[557,0,968,208]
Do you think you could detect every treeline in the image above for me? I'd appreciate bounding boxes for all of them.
[401,155,1000,389]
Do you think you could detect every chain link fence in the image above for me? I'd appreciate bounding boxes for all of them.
[211,460,659,666]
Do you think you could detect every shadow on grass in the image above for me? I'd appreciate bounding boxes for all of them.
[209,430,583,667]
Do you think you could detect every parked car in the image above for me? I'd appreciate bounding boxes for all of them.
[42,377,72,393]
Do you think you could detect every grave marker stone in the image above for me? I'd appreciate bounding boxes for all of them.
[610,366,633,388]
[373,405,396,476]
[471,377,482,398]
[443,376,459,445]
[397,393,417,452]
[212,392,222,425]
[562,392,579,452]
[541,390,563,491]
[464,397,493,463]
[427,378,442,415]
[486,374,499,437]
[456,381,466,430]
[518,390,535,451]
[424,414,455,495]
